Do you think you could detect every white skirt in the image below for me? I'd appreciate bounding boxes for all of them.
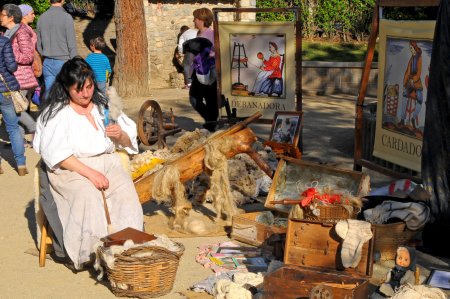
[47,153,143,268]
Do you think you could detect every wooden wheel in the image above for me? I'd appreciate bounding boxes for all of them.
[137,100,165,147]
[309,285,333,299]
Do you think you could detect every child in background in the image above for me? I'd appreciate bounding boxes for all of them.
[85,36,112,94]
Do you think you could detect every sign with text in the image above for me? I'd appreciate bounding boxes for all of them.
[373,20,435,172]
[218,22,296,119]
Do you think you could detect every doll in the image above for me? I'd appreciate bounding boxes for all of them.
[371,246,417,298]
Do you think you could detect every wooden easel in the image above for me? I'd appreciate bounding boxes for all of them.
[353,0,440,181]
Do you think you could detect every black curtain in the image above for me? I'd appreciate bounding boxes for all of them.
[422,0,450,222]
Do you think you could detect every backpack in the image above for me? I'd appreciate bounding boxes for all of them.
[192,47,216,85]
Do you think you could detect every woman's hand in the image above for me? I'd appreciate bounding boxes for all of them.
[85,168,109,190]
[105,123,123,140]
[59,155,110,190]
[105,123,132,147]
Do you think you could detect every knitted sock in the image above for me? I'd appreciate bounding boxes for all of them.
[335,219,373,268]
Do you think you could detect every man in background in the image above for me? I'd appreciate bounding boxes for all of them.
[177,25,197,89]
[36,0,77,99]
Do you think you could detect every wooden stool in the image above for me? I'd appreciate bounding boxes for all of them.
[39,216,53,267]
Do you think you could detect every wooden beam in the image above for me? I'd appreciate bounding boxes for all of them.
[354,3,379,171]
[356,159,422,183]
[378,0,440,7]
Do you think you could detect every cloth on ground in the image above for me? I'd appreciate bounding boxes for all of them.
[363,201,430,230]
[213,272,264,299]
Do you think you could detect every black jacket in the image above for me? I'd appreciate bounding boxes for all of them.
[0,36,19,93]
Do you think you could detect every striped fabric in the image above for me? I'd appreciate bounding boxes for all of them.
[85,53,111,82]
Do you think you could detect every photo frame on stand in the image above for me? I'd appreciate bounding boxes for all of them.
[264,111,302,158]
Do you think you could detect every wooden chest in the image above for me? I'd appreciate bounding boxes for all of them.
[231,211,287,246]
[263,219,374,298]
[265,157,371,216]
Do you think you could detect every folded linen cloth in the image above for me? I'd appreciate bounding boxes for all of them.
[363,201,430,230]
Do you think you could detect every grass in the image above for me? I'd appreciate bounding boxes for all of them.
[302,41,379,62]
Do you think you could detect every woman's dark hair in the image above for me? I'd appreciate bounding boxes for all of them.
[40,56,107,125]
[269,42,278,51]
[2,4,22,24]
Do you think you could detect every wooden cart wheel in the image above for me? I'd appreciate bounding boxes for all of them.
[137,100,165,147]
[309,285,333,299]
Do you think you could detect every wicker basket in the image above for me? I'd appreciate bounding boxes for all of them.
[372,222,418,260]
[99,243,185,298]
[303,203,359,222]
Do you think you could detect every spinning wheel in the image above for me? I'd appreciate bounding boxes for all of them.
[309,285,333,299]
[137,100,181,149]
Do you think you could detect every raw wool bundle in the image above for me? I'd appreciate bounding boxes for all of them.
[204,136,238,222]
[181,210,209,235]
[151,165,192,228]
[289,204,304,219]
[170,129,210,154]
[105,86,123,121]
[391,284,447,299]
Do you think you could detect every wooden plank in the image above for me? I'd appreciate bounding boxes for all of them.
[379,0,440,7]
[356,158,422,183]
[264,266,369,298]
[354,3,379,172]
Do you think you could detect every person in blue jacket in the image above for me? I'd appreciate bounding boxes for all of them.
[0,35,27,176]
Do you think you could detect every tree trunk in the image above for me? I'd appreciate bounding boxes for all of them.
[113,0,150,96]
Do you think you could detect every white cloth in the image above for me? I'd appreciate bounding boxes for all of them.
[363,201,430,230]
[178,28,198,55]
[47,154,143,269]
[34,104,138,169]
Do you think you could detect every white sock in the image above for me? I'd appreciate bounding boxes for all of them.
[335,219,372,268]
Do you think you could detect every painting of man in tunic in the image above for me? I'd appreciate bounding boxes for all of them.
[381,38,432,140]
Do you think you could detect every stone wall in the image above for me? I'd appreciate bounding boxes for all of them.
[302,61,378,97]
[143,0,256,87]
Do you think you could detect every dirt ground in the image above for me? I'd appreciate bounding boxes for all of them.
[1,87,446,298]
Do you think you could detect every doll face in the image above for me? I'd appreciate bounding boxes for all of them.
[396,248,411,268]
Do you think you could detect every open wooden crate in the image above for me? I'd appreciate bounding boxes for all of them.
[265,157,371,221]
[231,211,287,246]
[263,219,374,298]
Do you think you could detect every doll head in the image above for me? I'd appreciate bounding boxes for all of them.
[395,246,416,270]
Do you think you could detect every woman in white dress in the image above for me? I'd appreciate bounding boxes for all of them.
[33,57,143,269]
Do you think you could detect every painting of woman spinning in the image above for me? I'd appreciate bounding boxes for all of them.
[230,33,285,98]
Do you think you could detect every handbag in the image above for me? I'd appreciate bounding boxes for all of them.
[33,50,43,78]
[0,73,28,113]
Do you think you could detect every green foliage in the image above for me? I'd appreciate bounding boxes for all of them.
[256,0,376,41]
[383,7,438,21]
[302,41,378,62]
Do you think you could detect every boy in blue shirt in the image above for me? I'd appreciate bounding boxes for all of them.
[85,37,112,94]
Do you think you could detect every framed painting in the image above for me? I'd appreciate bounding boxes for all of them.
[269,111,302,146]
[373,20,435,172]
[218,22,296,119]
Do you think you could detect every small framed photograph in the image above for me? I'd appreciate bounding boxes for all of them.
[426,268,450,289]
[269,111,303,146]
